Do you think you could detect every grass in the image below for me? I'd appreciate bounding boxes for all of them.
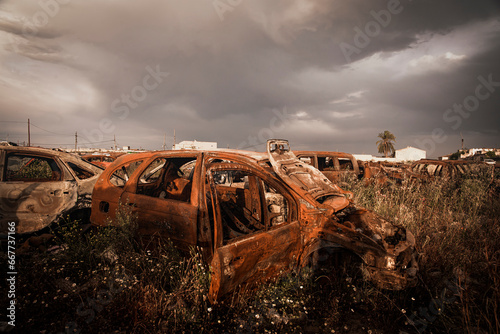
[1,170,499,333]
[341,168,500,333]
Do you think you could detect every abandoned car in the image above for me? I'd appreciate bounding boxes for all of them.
[294,151,363,182]
[0,146,103,234]
[409,159,490,179]
[90,139,418,302]
[359,161,427,184]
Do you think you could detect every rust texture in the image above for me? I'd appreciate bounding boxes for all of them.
[409,159,491,179]
[0,146,103,234]
[90,139,418,302]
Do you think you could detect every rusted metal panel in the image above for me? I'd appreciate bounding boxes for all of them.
[409,159,487,179]
[209,221,301,301]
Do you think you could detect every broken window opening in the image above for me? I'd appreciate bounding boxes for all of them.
[316,157,339,171]
[5,154,62,182]
[109,160,143,187]
[66,162,95,180]
[269,142,290,153]
[298,156,313,165]
[136,157,195,202]
[338,158,354,171]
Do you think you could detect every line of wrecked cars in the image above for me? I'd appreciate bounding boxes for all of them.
[293,150,419,185]
[294,149,496,186]
[1,140,419,302]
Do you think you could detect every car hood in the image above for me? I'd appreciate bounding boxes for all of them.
[267,139,350,212]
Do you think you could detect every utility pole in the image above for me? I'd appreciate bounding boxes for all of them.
[114,135,117,150]
[27,118,31,147]
[173,129,176,149]
[162,133,166,150]
[75,131,78,151]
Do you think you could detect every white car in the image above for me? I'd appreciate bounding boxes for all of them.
[0,146,103,234]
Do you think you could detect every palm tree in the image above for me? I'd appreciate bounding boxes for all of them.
[376,130,396,157]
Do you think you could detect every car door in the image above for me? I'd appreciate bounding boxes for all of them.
[0,151,77,234]
[120,156,199,253]
[91,157,145,227]
[206,162,301,302]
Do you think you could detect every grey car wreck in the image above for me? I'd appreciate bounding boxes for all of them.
[91,139,418,301]
[0,146,103,235]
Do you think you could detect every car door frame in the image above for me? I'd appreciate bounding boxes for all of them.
[206,161,301,302]
[119,153,202,253]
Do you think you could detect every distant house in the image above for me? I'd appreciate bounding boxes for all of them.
[173,140,217,150]
[395,146,426,161]
[460,148,500,159]
[439,154,453,161]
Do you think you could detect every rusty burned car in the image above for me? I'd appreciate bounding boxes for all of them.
[90,139,418,302]
[0,146,103,235]
[409,159,492,179]
[294,151,363,183]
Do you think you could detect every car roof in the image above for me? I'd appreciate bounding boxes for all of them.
[105,149,271,169]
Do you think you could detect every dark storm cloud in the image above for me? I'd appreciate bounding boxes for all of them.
[333,0,500,63]
[0,0,499,157]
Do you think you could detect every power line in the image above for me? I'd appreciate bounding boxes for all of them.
[31,142,76,146]
[30,122,73,136]
[2,120,118,146]
[32,140,115,146]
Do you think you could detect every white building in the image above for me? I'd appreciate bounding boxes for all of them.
[353,155,399,162]
[354,146,426,162]
[352,154,376,161]
[173,140,217,150]
[395,146,426,161]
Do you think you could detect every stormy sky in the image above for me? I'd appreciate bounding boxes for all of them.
[0,0,499,158]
